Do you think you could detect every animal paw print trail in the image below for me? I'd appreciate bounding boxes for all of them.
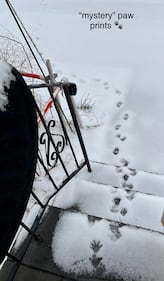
[111,88,138,217]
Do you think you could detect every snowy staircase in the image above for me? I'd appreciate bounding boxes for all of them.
[51,160,164,281]
[54,160,164,235]
[1,161,164,281]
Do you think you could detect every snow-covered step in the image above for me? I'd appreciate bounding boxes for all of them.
[78,161,164,197]
[7,206,164,281]
[51,207,164,281]
[53,177,164,234]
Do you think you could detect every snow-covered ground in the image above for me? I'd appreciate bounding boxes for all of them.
[1,0,164,280]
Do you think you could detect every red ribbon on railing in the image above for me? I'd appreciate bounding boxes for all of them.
[21,72,44,80]
[20,71,61,124]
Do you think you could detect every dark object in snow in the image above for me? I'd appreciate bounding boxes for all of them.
[120,208,127,216]
[123,182,133,189]
[116,101,123,108]
[120,136,127,142]
[115,89,121,95]
[90,240,103,253]
[114,197,121,205]
[123,174,129,181]
[129,168,137,176]
[118,25,123,29]
[89,254,103,268]
[115,124,121,130]
[0,62,38,264]
[116,133,121,138]
[123,113,129,120]
[120,158,129,167]
[114,21,119,26]
[113,147,119,155]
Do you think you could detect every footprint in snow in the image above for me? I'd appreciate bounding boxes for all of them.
[115,134,127,142]
[88,215,101,224]
[89,255,103,269]
[110,222,122,241]
[120,158,129,166]
[89,240,106,274]
[110,197,121,213]
[111,188,118,194]
[116,133,121,139]
[115,89,121,95]
[116,101,123,108]
[120,136,127,142]
[120,208,127,216]
[128,168,137,176]
[123,174,129,181]
[123,113,129,120]
[126,191,136,200]
[116,167,123,173]
[113,197,121,206]
[118,24,123,29]
[90,240,103,253]
[110,205,119,213]
[115,124,121,130]
[113,148,119,155]
[116,159,129,173]
[122,182,134,190]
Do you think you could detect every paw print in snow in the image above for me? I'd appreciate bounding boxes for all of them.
[88,216,101,224]
[114,197,121,206]
[129,168,137,176]
[116,133,121,139]
[90,240,103,253]
[126,191,136,200]
[123,174,129,181]
[122,182,133,189]
[116,101,123,108]
[113,147,119,155]
[104,81,108,86]
[120,159,129,167]
[110,222,122,240]
[123,113,129,120]
[118,25,123,29]
[120,136,127,142]
[115,124,121,130]
[120,208,127,216]
[115,89,121,95]
[116,167,123,173]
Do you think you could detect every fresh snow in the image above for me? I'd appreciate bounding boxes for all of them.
[0,60,15,111]
[52,210,164,281]
[1,1,164,280]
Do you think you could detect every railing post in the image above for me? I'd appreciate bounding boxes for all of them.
[63,83,92,172]
[70,95,83,129]
[46,59,69,143]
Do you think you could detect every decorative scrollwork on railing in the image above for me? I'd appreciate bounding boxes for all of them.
[39,119,65,168]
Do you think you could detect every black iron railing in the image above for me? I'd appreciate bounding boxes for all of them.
[3,80,91,280]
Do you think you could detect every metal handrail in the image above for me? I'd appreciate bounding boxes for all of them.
[2,77,91,280]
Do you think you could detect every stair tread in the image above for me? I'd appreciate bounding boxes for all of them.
[79,161,164,197]
[54,172,164,234]
[21,206,164,281]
